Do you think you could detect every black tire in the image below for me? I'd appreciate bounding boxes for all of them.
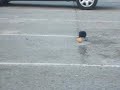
[0,0,9,6]
[76,0,98,10]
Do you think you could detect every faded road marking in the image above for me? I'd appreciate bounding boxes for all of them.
[0,34,76,38]
[0,63,120,68]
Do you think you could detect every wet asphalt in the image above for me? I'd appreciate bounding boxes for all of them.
[0,0,120,90]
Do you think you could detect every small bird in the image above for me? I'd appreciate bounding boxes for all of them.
[76,31,87,43]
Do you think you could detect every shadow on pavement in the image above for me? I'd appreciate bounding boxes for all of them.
[2,2,120,10]
[95,6,120,10]
[5,3,78,10]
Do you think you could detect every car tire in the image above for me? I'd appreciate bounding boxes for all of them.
[76,0,98,10]
[0,0,9,6]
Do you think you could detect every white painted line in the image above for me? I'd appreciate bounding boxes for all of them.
[0,34,76,38]
[1,18,120,23]
[0,63,120,68]
[0,18,50,21]
[0,18,9,20]
[0,34,120,40]
[65,20,120,23]
[0,34,120,39]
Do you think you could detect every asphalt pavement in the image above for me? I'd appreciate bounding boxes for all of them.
[0,0,120,90]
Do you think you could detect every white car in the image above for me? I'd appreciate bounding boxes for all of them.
[0,0,98,10]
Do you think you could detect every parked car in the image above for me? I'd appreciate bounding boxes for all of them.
[0,0,98,10]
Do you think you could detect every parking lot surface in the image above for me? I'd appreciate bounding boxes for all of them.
[0,0,120,90]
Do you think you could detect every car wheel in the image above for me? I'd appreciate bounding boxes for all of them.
[76,0,98,10]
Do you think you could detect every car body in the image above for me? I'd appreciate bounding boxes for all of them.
[0,0,98,10]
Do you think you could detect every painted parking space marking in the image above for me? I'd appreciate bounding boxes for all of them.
[0,34,75,38]
[0,34,120,39]
[0,63,120,68]
[0,18,120,23]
